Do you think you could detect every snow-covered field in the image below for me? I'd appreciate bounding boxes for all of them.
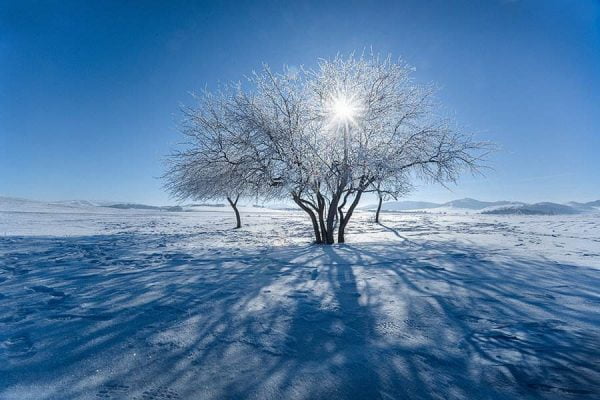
[1,201,599,399]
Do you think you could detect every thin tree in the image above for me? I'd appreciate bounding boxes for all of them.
[371,180,412,224]
[163,91,256,229]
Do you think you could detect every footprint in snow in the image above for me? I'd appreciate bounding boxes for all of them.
[525,292,556,300]
[2,333,36,359]
[139,386,181,400]
[47,313,113,321]
[96,383,130,399]
[457,314,487,324]
[527,383,595,395]
[30,285,66,297]
[286,292,309,299]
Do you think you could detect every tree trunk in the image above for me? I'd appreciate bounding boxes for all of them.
[325,189,343,244]
[293,195,322,244]
[316,191,328,243]
[338,189,365,243]
[375,195,383,223]
[226,196,242,229]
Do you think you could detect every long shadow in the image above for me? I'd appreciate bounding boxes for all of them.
[0,234,599,399]
[377,221,419,245]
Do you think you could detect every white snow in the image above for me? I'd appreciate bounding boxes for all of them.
[0,201,599,399]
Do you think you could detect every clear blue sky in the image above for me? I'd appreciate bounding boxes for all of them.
[1,0,599,205]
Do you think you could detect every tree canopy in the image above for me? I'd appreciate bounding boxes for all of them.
[164,53,492,242]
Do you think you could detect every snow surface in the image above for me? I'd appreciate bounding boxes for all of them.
[1,201,599,399]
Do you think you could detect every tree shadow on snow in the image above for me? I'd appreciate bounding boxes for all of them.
[0,232,599,399]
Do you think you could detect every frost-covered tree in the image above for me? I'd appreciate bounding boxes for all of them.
[166,53,491,243]
[371,179,413,224]
[163,91,256,229]
[301,54,492,243]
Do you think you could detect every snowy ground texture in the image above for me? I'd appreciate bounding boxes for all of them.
[1,202,599,399]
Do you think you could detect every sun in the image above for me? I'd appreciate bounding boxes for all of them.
[332,96,354,121]
[327,93,360,126]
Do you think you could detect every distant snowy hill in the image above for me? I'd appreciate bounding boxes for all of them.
[0,196,179,214]
[441,198,518,210]
[482,202,582,215]
[585,200,600,208]
[566,202,598,212]
[2,195,599,216]
[106,203,185,212]
[0,196,107,213]
[361,197,600,215]
[0,196,286,214]
[361,200,441,211]
[51,199,114,207]
[362,198,523,212]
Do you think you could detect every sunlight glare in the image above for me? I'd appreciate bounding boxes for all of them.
[328,93,359,126]
[333,97,354,120]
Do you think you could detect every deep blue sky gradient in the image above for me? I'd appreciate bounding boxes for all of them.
[1,0,599,204]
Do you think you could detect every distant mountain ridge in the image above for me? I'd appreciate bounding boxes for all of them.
[361,198,521,211]
[361,197,600,215]
[2,196,599,216]
[441,198,521,210]
[482,202,580,215]
[106,203,185,212]
[0,196,278,213]
[0,196,185,213]
[364,200,441,211]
